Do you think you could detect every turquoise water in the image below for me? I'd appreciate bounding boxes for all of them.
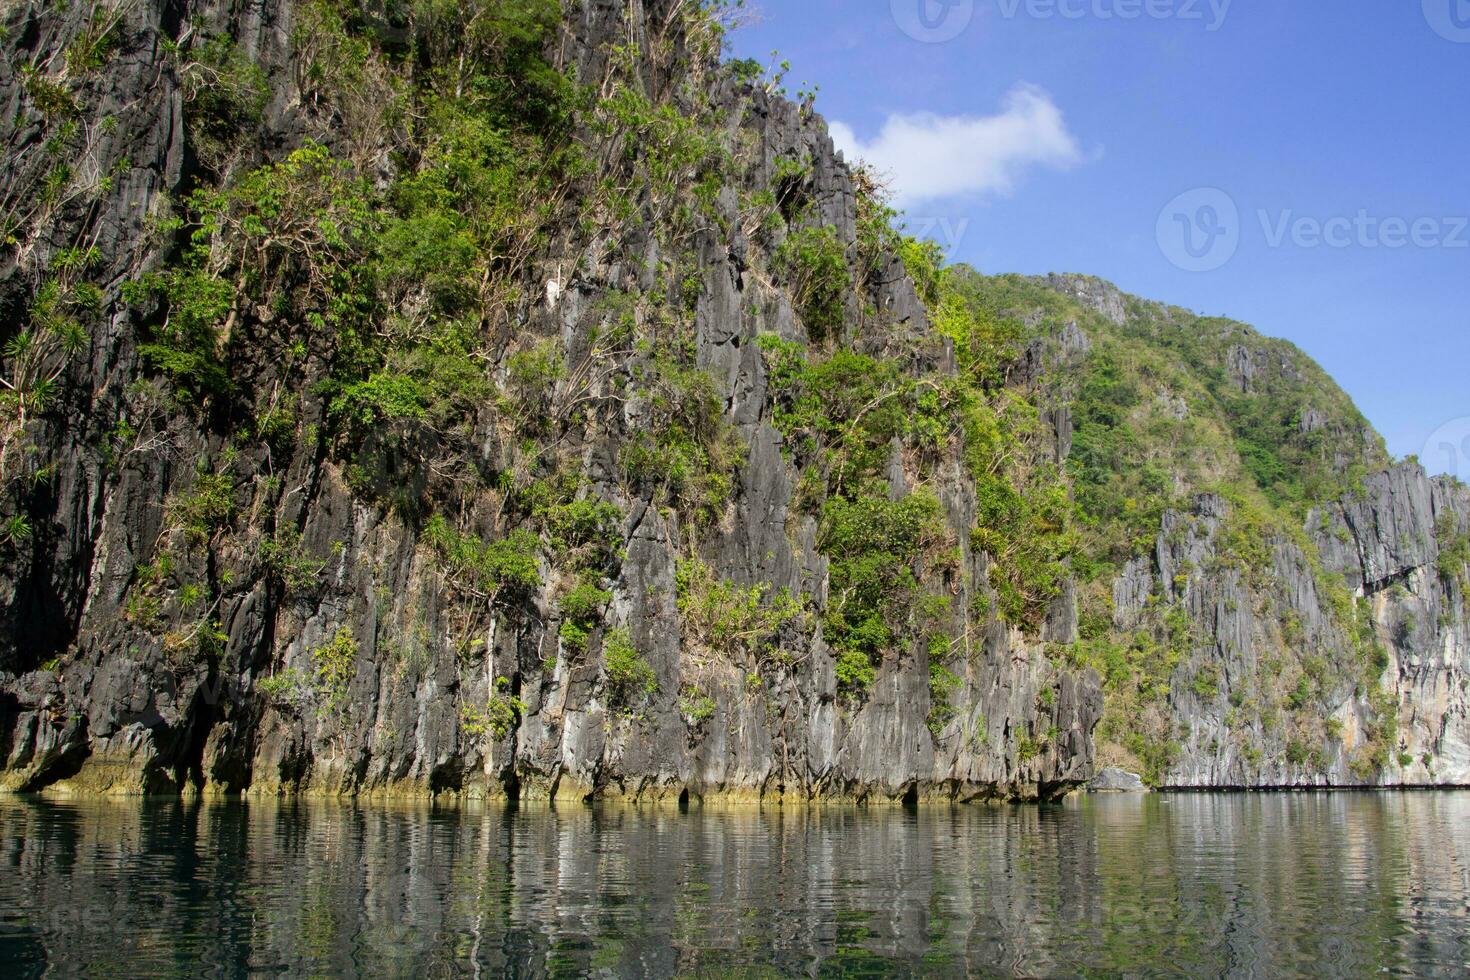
[1,792,1468,976]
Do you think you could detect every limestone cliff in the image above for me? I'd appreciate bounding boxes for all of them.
[0,0,1099,801]
[1005,274,1470,788]
[1,0,1462,803]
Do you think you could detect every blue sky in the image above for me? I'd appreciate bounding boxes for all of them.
[726,0,1470,475]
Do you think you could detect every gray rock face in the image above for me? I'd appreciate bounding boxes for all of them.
[1098,461,1470,789]
[7,0,1461,804]
[1316,464,1470,786]
[1088,768,1146,792]
[1040,275,1127,326]
[0,0,1101,802]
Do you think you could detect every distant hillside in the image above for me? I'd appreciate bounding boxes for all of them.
[948,269,1467,786]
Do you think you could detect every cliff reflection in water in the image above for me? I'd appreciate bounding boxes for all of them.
[2,793,1469,976]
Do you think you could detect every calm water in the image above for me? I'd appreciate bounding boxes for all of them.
[1,793,1468,977]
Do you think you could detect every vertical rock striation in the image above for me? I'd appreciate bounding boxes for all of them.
[0,0,1101,801]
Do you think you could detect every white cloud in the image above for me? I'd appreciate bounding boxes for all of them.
[829,85,1082,208]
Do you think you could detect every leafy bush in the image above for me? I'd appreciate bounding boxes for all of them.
[461,676,525,740]
[507,339,566,392]
[1435,516,1470,585]
[2,273,95,451]
[1285,674,1313,711]
[259,526,327,594]
[929,267,1023,393]
[169,470,235,543]
[332,371,429,426]
[727,57,764,84]
[407,0,571,130]
[194,143,376,333]
[756,337,931,494]
[557,621,590,655]
[64,3,126,71]
[620,359,740,526]
[675,557,806,665]
[1125,732,1179,787]
[424,515,540,604]
[679,684,717,726]
[311,626,358,714]
[596,84,726,220]
[972,465,1074,627]
[834,648,876,696]
[603,627,657,709]
[773,226,850,342]
[256,405,298,453]
[162,617,229,667]
[1192,663,1221,701]
[819,488,953,690]
[125,268,233,401]
[177,34,269,171]
[18,64,76,119]
[557,578,611,654]
[559,580,612,624]
[258,669,311,711]
[927,662,963,737]
[537,496,623,572]
[127,147,375,402]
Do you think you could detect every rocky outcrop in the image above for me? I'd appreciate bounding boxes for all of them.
[1097,460,1470,789]
[1040,274,1127,326]
[0,0,1100,802]
[1087,767,1146,792]
[1317,464,1470,785]
[996,264,1469,790]
[4,0,1461,804]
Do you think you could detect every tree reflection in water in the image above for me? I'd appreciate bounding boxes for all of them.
[1,792,1468,976]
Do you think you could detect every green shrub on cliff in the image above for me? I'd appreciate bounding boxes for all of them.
[537,496,623,572]
[620,359,741,528]
[461,677,525,741]
[774,226,851,342]
[675,557,808,666]
[311,626,358,714]
[557,579,612,655]
[820,488,954,688]
[259,525,327,594]
[175,34,270,171]
[603,628,657,710]
[169,470,236,544]
[424,515,540,604]
[258,669,311,712]
[927,661,963,737]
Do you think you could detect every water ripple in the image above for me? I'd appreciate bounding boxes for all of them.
[1,793,1468,976]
